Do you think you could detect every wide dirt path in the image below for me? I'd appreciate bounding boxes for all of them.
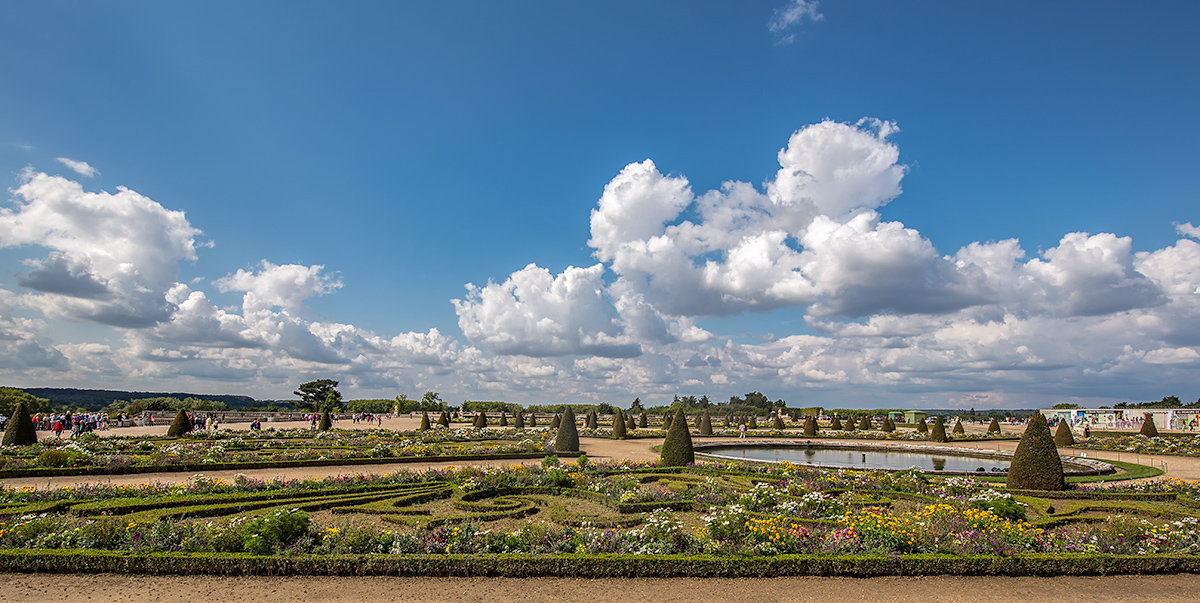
[3,574,1200,602]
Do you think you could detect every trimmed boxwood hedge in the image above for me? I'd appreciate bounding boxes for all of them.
[3,549,1200,577]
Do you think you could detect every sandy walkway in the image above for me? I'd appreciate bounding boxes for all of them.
[2,574,1200,602]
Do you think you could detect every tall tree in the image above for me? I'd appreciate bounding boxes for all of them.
[293,379,342,412]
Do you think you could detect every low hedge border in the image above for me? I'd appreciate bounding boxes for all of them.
[2,549,1199,577]
[0,451,579,479]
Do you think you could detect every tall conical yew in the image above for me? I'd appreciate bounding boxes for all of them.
[1053,420,1075,446]
[499,411,508,427]
[882,417,896,433]
[930,416,947,442]
[773,414,785,430]
[843,416,855,431]
[659,408,694,466]
[663,413,672,431]
[1140,413,1159,437]
[438,411,450,428]
[2,401,37,445]
[419,411,431,431]
[987,417,1001,434]
[1007,412,1066,491]
[528,413,537,427]
[859,416,872,430]
[550,414,561,429]
[555,407,579,452]
[952,418,965,435]
[748,415,758,430]
[639,413,648,428]
[318,410,332,431]
[830,416,843,430]
[700,410,713,435]
[803,416,818,436]
[514,413,525,429]
[916,418,928,433]
[612,408,627,440]
[587,410,598,430]
[626,413,636,431]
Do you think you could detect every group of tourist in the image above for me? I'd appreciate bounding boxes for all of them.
[30,412,112,437]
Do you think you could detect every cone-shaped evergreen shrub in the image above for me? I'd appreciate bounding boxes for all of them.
[700,410,713,435]
[528,413,537,427]
[859,416,872,430]
[438,411,450,428]
[916,418,928,433]
[626,414,636,431]
[660,408,694,466]
[473,412,487,429]
[748,416,758,430]
[587,411,598,430]
[639,413,648,428]
[555,407,580,452]
[1140,413,1159,437]
[663,413,672,431]
[988,417,1001,434]
[843,416,855,431]
[1007,412,1066,491]
[830,416,843,430]
[499,411,508,427]
[514,413,525,429]
[1054,420,1075,446]
[953,418,965,434]
[166,409,193,437]
[612,409,627,440]
[930,416,947,442]
[318,410,332,431]
[2,401,37,445]
[419,411,431,431]
[803,416,818,436]
[773,414,785,430]
[882,417,896,433]
[550,414,561,429]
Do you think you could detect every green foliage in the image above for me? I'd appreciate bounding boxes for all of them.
[461,400,523,414]
[612,409,627,440]
[626,413,636,431]
[1052,403,1080,409]
[803,416,818,436]
[663,413,673,431]
[747,416,757,430]
[638,413,648,429]
[166,409,193,437]
[419,412,431,431]
[527,413,537,427]
[550,414,561,429]
[1053,421,1074,446]
[830,416,842,430]
[106,396,227,415]
[988,418,1001,434]
[2,400,37,446]
[318,411,332,431]
[1140,414,1159,437]
[555,407,580,452]
[930,417,947,442]
[586,411,598,430]
[952,419,965,435]
[772,414,785,430]
[293,379,343,412]
[1007,412,1067,491]
[348,399,401,414]
[700,410,713,435]
[917,419,928,433]
[421,392,444,410]
[240,509,311,555]
[859,416,872,430]
[499,412,508,427]
[881,418,895,433]
[843,416,855,432]
[438,411,450,428]
[514,413,525,429]
[472,412,487,429]
[659,408,695,466]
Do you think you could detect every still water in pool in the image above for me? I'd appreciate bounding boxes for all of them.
[709,446,1009,472]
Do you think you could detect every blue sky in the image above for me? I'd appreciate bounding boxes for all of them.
[1,1,1197,408]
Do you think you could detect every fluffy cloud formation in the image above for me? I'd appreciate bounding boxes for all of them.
[769,0,824,45]
[0,170,201,327]
[55,157,99,178]
[214,261,342,313]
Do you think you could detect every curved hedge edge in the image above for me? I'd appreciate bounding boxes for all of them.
[2,550,1200,577]
[0,452,580,479]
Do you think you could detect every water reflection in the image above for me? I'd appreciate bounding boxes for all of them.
[717,446,1008,472]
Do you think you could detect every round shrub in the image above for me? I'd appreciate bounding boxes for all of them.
[930,416,948,442]
[1007,411,1066,491]
[419,411,431,431]
[988,417,1001,434]
[803,416,818,436]
[700,410,713,435]
[555,407,580,452]
[1140,413,1159,437]
[612,409,627,440]
[1,400,37,446]
[318,410,332,431]
[659,407,694,466]
[1054,420,1075,446]
[166,409,193,437]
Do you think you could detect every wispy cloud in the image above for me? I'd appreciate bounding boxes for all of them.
[55,157,99,178]
[768,0,824,45]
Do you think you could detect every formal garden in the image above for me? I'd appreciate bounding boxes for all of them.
[2,404,1200,576]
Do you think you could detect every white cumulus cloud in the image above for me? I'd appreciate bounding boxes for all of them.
[55,157,99,178]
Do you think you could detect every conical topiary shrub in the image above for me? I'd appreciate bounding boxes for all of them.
[639,413,648,428]
[166,409,193,437]
[843,416,855,431]
[555,407,579,452]
[773,414,785,430]
[830,416,843,430]
[660,408,694,466]
[1054,420,1075,446]
[587,410,598,430]
[2,401,37,445]
[803,416,818,436]
[1007,412,1066,491]
[663,413,672,431]
[438,411,450,428]
[859,416,871,430]
[550,414,561,429]
[1140,413,1159,437]
[930,416,947,442]
[988,417,1001,434]
[626,413,636,431]
[700,410,713,435]
[528,413,537,427]
[694,413,703,429]
[748,416,758,430]
[419,411,431,431]
[882,417,896,433]
[916,418,928,433]
[318,410,332,431]
[500,411,508,427]
[612,408,627,440]
[953,418,965,435]
[472,412,487,429]
[514,413,525,429]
